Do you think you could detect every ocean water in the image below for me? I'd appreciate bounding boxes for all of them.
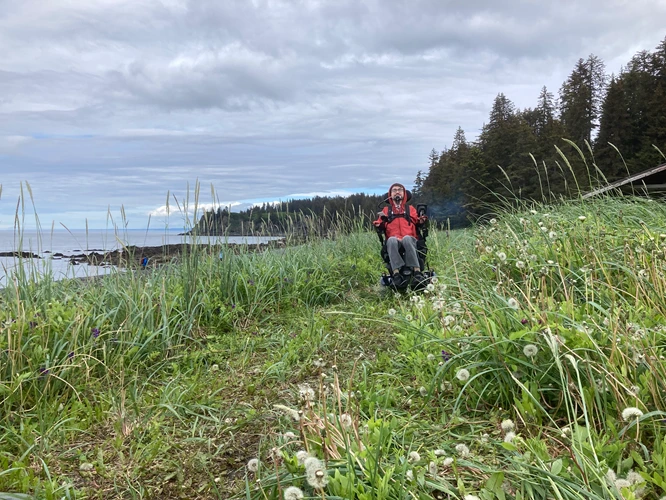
[0,229,281,286]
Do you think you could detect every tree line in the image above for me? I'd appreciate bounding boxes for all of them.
[191,193,387,236]
[193,36,666,235]
[415,37,666,226]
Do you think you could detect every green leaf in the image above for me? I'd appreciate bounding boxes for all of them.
[551,458,563,475]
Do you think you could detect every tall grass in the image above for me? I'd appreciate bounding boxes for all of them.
[2,178,666,499]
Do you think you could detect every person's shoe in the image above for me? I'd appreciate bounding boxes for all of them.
[392,273,408,290]
[412,271,428,290]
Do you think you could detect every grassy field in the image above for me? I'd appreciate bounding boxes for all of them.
[1,196,666,499]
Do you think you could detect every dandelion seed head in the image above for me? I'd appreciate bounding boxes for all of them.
[340,413,353,428]
[298,384,315,402]
[504,431,516,443]
[456,368,470,382]
[405,469,414,481]
[442,457,454,467]
[497,251,507,261]
[388,308,397,316]
[464,495,481,500]
[455,443,469,457]
[621,407,643,421]
[434,449,446,456]
[507,297,519,310]
[247,458,259,472]
[606,469,617,484]
[516,260,525,269]
[578,215,586,221]
[428,461,437,476]
[296,450,310,464]
[408,451,421,462]
[500,419,514,432]
[523,344,538,358]
[615,479,631,489]
[283,486,305,500]
[274,404,300,421]
[627,471,645,485]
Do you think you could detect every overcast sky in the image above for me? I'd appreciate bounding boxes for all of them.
[1,0,664,229]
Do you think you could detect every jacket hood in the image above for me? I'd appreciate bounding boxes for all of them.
[388,183,409,210]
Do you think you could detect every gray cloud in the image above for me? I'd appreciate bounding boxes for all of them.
[0,0,664,228]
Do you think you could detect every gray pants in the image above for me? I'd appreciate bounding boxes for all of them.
[387,236,419,273]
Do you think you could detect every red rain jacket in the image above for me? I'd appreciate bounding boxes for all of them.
[374,183,419,239]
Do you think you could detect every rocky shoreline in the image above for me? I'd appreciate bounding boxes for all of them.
[0,240,285,269]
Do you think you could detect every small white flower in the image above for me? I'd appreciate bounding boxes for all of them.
[530,209,537,215]
[426,283,435,292]
[497,251,507,261]
[500,419,514,432]
[283,431,297,439]
[427,353,435,361]
[428,461,438,476]
[434,449,446,456]
[485,246,493,253]
[507,297,519,310]
[621,407,644,421]
[443,315,455,326]
[431,276,439,284]
[388,308,397,316]
[504,431,516,443]
[456,368,470,382]
[247,458,259,472]
[405,314,413,321]
[284,486,305,500]
[455,443,469,457]
[490,218,497,225]
[578,215,586,221]
[515,260,525,269]
[523,344,538,358]
[211,364,219,372]
[464,495,480,500]
[442,457,454,467]
[405,469,414,481]
[408,451,421,462]
[549,231,557,238]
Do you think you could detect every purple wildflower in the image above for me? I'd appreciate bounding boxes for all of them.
[38,366,50,378]
[67,351,75,359]
[441,350,452,362]
[521,318,529,325]
[91,327,100,338]
[29,321,38,329]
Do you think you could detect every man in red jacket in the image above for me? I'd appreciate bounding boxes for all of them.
[373,183,427,288]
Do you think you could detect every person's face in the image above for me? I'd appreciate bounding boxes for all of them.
[391,186,404,199]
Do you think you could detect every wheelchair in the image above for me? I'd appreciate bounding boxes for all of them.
[375,202,435,291]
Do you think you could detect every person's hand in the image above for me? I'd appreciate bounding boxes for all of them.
[418,215,428,224]
[373,221,382,227]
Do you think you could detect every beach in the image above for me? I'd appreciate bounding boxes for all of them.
[0,229,283,286]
